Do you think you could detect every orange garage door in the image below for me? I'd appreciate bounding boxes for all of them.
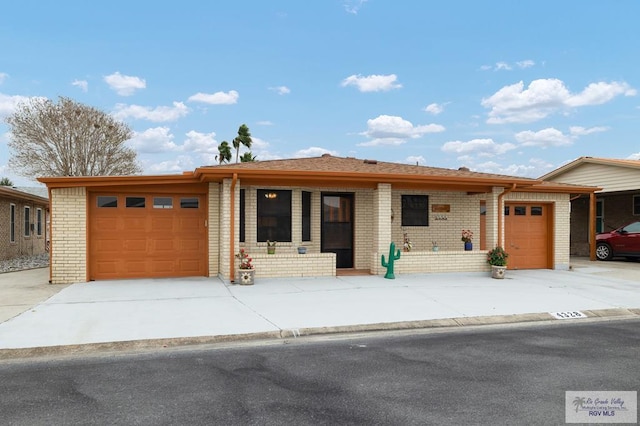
[504,203,552,269]
[89,192,207,280]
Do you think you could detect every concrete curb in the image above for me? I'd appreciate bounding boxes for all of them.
[1,308,638,361]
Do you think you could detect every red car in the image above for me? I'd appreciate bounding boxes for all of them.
[595,221,640,260]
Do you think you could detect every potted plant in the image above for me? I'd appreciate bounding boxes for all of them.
[432,241,439,252]
[267,240,276,254]
[461,229,473,251]
[403,232,413,252]
[235,248,255,285]
[297,246,307,254]
[487,246,508,279]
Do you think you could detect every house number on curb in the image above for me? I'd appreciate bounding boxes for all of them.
[549,311,587,320]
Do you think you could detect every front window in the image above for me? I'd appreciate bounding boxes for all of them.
[622,222,640,234]
[302,191,311,242]
[257,189,292,242]
[634,195,640,216]
[401,195,429,226]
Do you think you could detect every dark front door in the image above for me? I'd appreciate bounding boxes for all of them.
[321,193,354,268]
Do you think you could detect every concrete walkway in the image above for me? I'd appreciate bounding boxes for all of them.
[0,258,639,357]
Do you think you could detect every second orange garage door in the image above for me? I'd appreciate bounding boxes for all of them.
[89,192,207,280]
[504,203,552,269]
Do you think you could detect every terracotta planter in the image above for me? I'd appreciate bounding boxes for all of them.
[236,268,255,285]
[491,265,506,279]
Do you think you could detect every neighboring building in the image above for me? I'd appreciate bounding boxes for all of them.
[38,155,598,284]
[541,157,640,256]
[0,186,49,261]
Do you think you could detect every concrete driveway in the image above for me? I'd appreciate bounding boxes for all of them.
[0,258,639,356]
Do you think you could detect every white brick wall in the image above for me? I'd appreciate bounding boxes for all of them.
[51,187,87,284]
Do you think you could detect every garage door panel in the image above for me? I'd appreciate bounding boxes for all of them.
[90,193,207,280]
[151,217,174,232]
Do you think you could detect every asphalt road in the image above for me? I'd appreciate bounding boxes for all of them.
[1,319,639,425]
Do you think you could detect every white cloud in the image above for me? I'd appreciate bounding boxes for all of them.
[71,79,88,92]
[516,60,535,69]
[269,86,290,95]
[482,79,636,124]
[569,126,608,136]
[182,130,218,154]
[482,60,535,71]
[359,115,445,146]
[495,62,512,71]
[293,147,338,157]
[343,0,368,14]
[441,138,516,156]
[405,155,426,165]
[0,73,8,84]
[565,81,636,107]
[188,90,239,105]
[627,153,640,160]
[127,127,180,153]
[256,120,274,126]
[104,72,146,96]
[425,103,444,115]
[113,101,189,122]
[341,74,402,92]
[144,155,195,173]
[515,128,573,148]
[0,93,32,117]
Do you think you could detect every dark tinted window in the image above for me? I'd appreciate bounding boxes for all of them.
[97,196,117,208]
[126,197,145,208]
[257,189,292,242]
[180,198,199,208]
[302,191,311,241]
[402,195,429,226]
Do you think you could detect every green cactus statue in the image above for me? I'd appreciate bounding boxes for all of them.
[381,242,401,279]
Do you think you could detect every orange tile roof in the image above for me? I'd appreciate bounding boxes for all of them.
[38,154,599,193]
[198,154,535,181]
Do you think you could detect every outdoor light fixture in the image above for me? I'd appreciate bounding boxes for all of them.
[265,192,278,199]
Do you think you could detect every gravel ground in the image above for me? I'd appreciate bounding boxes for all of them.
[0,254,49,273]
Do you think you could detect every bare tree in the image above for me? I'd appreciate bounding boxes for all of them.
[5,96,141,178]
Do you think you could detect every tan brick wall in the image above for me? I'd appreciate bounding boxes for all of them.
[392,251,490,274]
[391,190,481,252]
[208,183,220,276]
[250,253,336,277]
[51,187,87,284]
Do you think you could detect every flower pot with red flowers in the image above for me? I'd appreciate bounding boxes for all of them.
[235,248,255,285]
[461,229,474,251]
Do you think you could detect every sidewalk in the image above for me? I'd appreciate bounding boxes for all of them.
[1,258,639,358]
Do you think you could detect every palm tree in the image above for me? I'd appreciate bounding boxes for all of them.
[573,397,586,412]
[216,141,232,164]
[240,152,256,162]
[232,124,252,163]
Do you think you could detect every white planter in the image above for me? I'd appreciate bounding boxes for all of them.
[491,265,506,279]
[236,269,255,285]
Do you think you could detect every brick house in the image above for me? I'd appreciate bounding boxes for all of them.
[541,156,640,256]
[38,155,598,284]
[0,186,49,261]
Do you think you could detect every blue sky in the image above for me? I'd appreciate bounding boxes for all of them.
[1,1,639,186]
